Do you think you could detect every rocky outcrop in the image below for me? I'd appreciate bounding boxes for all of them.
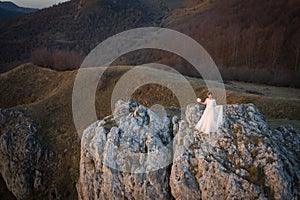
[171,103,300,199]
[0,109,47,199]
[77,100,173,199]
[78,100,300,200]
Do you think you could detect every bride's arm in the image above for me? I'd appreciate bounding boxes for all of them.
[200,98,207,105]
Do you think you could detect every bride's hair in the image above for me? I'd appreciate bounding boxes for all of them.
[207,91,212,96]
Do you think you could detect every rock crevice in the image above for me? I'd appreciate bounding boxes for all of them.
[78,100,300,199]
[0,109,53,199]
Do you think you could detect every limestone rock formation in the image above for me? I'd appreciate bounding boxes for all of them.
[77,100,174,200]
[171,103,300,199]
[0,109,46,199]
[78,100,300,200]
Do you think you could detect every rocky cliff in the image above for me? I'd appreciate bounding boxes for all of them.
[78,100,300,199]
[0,109,55,199]
[1,100,299,199]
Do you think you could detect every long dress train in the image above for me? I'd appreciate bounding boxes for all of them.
[195,98,223,134]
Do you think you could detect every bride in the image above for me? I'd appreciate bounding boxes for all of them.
[195,92,223,134]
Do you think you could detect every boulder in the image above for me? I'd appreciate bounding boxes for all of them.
[78,101,300,200]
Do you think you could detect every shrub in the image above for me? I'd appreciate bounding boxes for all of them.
[30,48,84,70]
[53,50,84,70]
[30,48,54,68]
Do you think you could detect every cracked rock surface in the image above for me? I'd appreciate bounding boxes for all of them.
[0,109,47,199]
[78,100,300,200]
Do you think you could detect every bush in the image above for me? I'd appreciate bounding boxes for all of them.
[30,48,54,68]
[53,50,84,70]
[30,48,84,70]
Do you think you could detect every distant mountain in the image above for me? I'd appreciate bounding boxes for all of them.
[0,1,38,19]
[0,0,299,86]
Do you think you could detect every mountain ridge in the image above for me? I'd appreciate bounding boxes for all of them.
[0,0,299,86]
[0,1,38,19]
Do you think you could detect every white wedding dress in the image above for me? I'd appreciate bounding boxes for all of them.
[195,98,223,134]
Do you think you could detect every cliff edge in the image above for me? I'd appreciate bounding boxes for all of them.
[77,100,300,199]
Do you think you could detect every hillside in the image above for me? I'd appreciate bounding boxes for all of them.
[0,63,299,130]
[0,0,299,86]
[0,1,38,19]
[0,63,299,198]
[0,1,299,198]
[163,0,300,86]
[0,0,158,72]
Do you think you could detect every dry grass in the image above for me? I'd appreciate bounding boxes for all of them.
[0,63,299,198]
[0,64,79,199]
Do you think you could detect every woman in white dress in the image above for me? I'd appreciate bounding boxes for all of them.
[195,92,223,134]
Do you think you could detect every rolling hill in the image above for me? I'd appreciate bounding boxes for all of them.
[1,1,300,198]
[0,63,299,198]
[0,0,299,86]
